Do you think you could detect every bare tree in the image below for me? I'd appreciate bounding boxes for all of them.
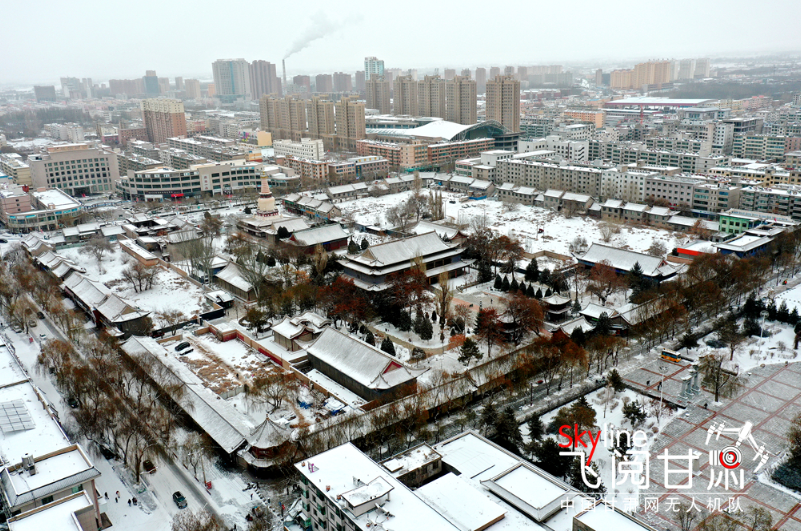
[80,235,114,272]
[159,309,185,336]
[699,353,742,402]
[170,508,224,531]
[386,201,414,232]
[247,371,297,413]
[599,223,615,243]
[646,240,667,257]
[122,261,159,293]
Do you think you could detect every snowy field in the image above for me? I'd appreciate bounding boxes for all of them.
[698,319,799,373]
[338,190,688,256]
[59,245,206,326]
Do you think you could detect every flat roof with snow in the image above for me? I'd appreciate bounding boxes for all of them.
[416,473,506,531]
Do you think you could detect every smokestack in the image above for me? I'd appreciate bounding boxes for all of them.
[282,59,287,88]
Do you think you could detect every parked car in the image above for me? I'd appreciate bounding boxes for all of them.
[143,459,156,474]
[178,349,193,356]
[172,491,187,509]
[27,320,36,328]
[0,238,7,244]
[67,397,79,408]
[95,442,118,460]
[174,342,190,352]
[706,339,726,349]
[37,311,45,319]
[10,324,22,333]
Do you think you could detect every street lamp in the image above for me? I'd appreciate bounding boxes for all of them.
[760,309,769,360]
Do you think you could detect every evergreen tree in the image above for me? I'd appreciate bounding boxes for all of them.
[493,407,524,455]
[494,274,502,290]
[398,310,412,332]
[380,337,396,356]
[348,239,359,254]
[792,308,800,326]
[419,315,434,340]
[413,312,425,335]
[431,310,437,323]
[545,287,552,297]
[478,260,493,283]
[594,312,611,337]
[527,414,545,442]
[535,288,543,299]
[458,337,482,366]
[539,269,551,287]
[743,316,761,337]
[277,226,290,239]
[244,206,252,214]
[525,259,540,282]
[480,402,497,434]
[501,276,511,292]
[519,281,527,294]
[267,255,276,267]
[360,238,369,250]
[779,300,790,323]
[532,438,572,479]
[359,324,366,334]
[567,459,606,498]
[627,262,644,301]
[572,300,582,315]
[526,284,535,297]
[511,277,519,291]
[571,327,586,346]
[768,299,778,321]
[623,400,647,427]
[364,330,375,346]
[607,369,625,392]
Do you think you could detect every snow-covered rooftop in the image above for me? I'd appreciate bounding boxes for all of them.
[306,328,425,391]
[416,473,507,531]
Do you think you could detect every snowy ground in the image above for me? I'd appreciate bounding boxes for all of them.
[58,246,207,326]
[527,386,676,509]
[338,191,688,256]
[695,320,798,373]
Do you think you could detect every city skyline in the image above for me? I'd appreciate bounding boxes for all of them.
[3,0,801,86]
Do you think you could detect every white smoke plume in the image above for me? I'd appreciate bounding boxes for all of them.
[284,12,338,60]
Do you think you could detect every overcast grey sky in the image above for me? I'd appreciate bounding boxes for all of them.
[4,0,801,85]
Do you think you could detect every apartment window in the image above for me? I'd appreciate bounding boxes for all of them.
[41,495,54,504]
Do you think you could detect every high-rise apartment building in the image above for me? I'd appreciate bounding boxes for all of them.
[366,76,391,114]
[141,98,187,144]
[143,70,160,95]
[364,56,384,81]
[393,75,418,116]
[446,76,477,125]
[444,68,456,81]
[292,75,311,93]
[34,85,57,102]
[486,75,520,132]
[333,72,352,92]
[504,66,515,78]
[595,69,603,86]
[335,96,366,150]
[184,79,201,99]
[633,60,672,87]
[158,77,170,94]
[174,77,184,90]
[307,96,336,137]
[675,59,696,81]
[475,68,487,93]
[460,69,471,79]
[518,67,529,81]
[610,69,632,89]
[355,71,366,91]
[249,60,281,99]
[212,58,251,102]
[109,78,145,96]
[315,74,333,93]
[695,58,711,78]
[489,67,501,79]
[418,75,447,119]
[259,95,307,140]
